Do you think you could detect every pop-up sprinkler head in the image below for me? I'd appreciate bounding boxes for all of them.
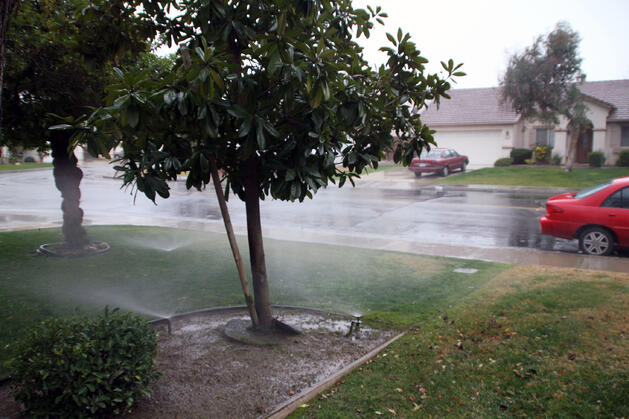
[165,317,172,335]
[346,315,362,336]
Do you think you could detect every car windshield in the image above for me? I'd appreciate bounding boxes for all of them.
[420,150,443,159]
[574,180,613,199]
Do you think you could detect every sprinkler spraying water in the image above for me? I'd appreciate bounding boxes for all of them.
[346,314,362,337]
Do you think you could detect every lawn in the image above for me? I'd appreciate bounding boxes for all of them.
[0,226,504,377]
[2,226,627,417]
[437,166,629,188]
[0,163,52,171]
[292,265,629,418]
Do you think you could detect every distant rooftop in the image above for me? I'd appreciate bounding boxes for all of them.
[579,79,629,121]
[421,79,629,125]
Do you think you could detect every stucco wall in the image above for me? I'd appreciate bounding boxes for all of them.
[519,99,614,164]
[606,122,629,164]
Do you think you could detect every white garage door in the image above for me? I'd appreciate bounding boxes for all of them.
[432,130,504,168]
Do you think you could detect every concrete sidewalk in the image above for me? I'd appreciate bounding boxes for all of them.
[2,208,628,274]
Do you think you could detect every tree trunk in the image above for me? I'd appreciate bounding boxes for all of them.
[243,156,273,329]
[565,124,580,172]
[209,156,259,327]
[0,0,18,137]
[50,131,88,248]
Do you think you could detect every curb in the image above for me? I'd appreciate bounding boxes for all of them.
[435,184,572,196]
[264,332,406,419]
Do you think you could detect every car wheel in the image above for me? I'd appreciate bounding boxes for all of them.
[579,227,614,256]
[441,166,449,177]
[414,172,422,178]
[461,163,467,172]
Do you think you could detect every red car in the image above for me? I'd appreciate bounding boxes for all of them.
[539,176,629,256]
[408,148,469,177]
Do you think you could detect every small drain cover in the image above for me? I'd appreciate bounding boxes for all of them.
[454,268,478,274]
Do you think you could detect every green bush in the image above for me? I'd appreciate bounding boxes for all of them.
[23,156,36,163]
[617,150,629,167]
[588,151,606,168]
[534,145,552,163]
[494,157,513,167]
[10,308,160,418]
[551,153,562,166]
[510,148,532,164]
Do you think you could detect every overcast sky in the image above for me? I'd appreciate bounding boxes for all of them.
[352,0,629,89]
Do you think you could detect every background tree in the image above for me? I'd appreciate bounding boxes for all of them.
[0,0,18,137]
[83,0,463,329]
[500,22,588,171]
[2,0,156,247]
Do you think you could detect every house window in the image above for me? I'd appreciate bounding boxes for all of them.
[622,126,629,147]
[536,128,555,147]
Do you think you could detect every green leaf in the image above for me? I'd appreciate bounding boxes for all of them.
[126,107,139,129]
[49,124,73,131]
[311,88,323,109]
[256,125,266,149]
[263,122,280,138]
[268,50,282,76]
[227,105,250,119]
[238,117,252,138]
[321,81,330,101]
[386,33,397,46]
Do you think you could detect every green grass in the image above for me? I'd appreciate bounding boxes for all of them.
[0,226,505,376]
[437,166,629,188]
[291,266,629,418]
[362,163,402,174]
[0,163,52,171]
[3,227,628,416]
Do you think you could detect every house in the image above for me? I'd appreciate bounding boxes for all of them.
[419,79,629,168]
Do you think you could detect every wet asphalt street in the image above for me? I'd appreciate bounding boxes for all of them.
[1,161,628,273]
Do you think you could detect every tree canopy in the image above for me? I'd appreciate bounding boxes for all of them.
[501,22,589,169]
[2,0,156,152]
[501,22,586,123]
[2,0,158,247]
[81,0,463,327]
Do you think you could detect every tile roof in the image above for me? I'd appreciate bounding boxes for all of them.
[420,87,520,126]
[578,79,629,121]
[420,80,629,126]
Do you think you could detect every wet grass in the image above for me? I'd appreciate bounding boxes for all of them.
[0,163,52,171]
[437,166,629,188]
[291,265,629,418]
[0,226,506,376]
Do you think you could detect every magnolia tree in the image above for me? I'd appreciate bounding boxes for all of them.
[81,0,463,329]
[501,22,589,171]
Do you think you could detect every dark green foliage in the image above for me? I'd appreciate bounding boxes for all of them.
[81,0,463,204]
[587,151,605,168]
[551,153,562,165]
[494,157,513,167]
[23,156,35,163]
[10,308,159,418]
[616,150,629,167]
[501,22,586,126]
[2,0,156,152]
[510,148,532,164]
